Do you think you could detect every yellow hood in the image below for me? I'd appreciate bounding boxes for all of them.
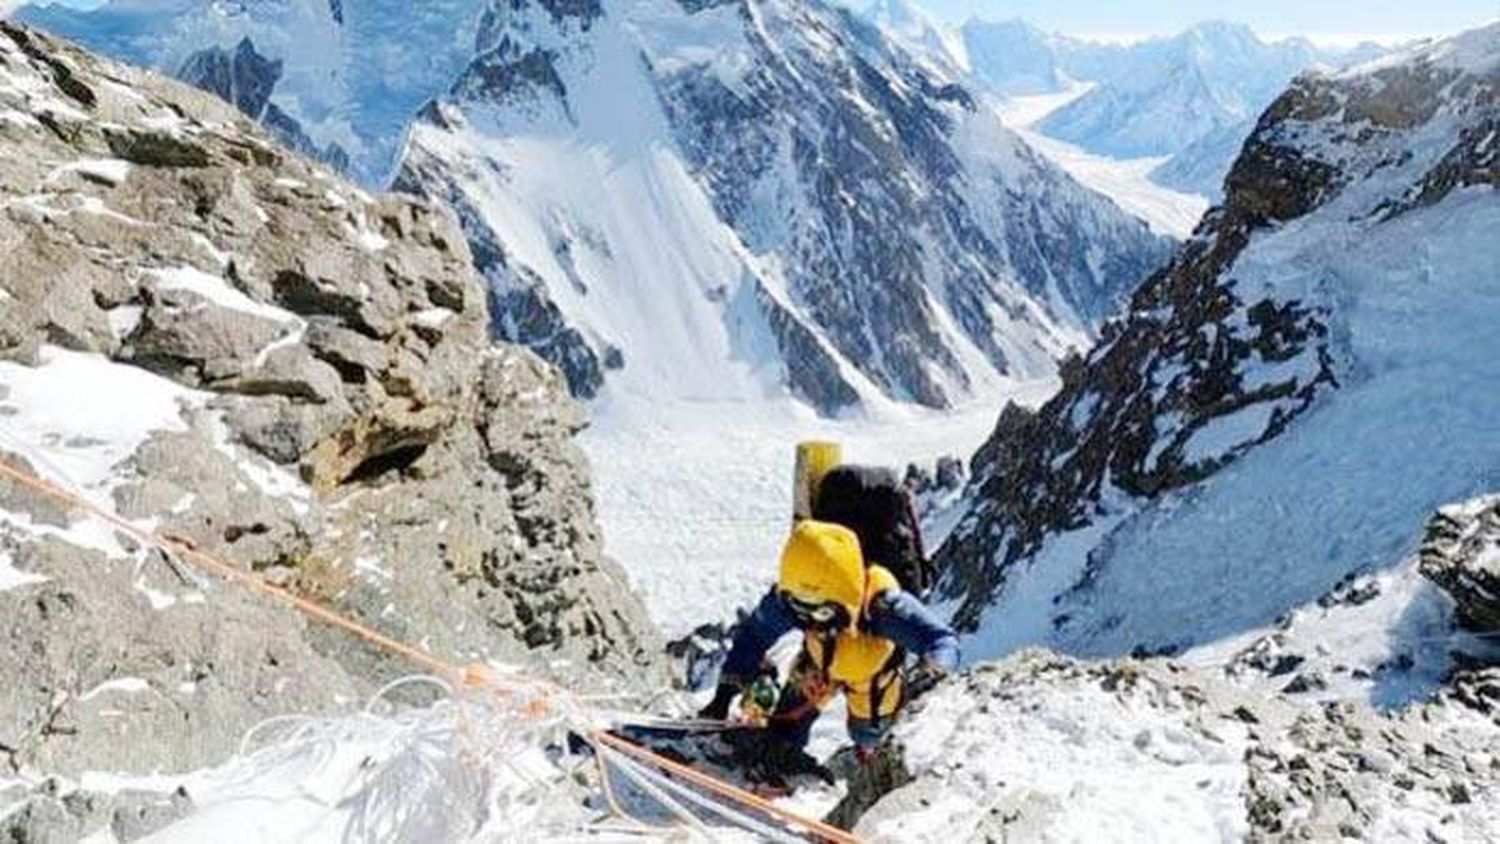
[778,520,865,618]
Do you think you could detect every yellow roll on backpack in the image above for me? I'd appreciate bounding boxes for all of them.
[792,440,842,523]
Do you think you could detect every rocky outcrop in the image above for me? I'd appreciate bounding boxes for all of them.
[851,650,1500,841]
[0,780,193,843]
[0,21,661,782]
[1421,496,1500,632]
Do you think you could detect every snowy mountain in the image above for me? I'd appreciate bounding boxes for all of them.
[861,0,966,79]
[15,0,493,184]
[937,23,1500,662]
[392,0,1172,410]
[959,17,1069,96]
[921,14,1391,201]
[25,0,1172,414]
[1035,23,1329,160]
[1144,114,1258,198]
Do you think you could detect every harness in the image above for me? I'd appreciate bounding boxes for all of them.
[780,566,907,726]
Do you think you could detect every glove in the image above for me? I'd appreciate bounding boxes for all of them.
[739,674,782,724]
[699,682,739,720]
[905,659,948,701]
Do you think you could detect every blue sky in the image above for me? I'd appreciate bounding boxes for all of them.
[19,0,1500,43]
[914,0,1500,43]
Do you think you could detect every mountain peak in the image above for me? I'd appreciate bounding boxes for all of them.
[1181,19,1261,45]
[863,0,928,29]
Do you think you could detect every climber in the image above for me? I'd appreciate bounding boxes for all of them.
[699,519,958,764]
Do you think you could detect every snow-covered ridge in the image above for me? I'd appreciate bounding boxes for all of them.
[937,21,1500,667]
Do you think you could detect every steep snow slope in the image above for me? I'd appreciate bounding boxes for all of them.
[583,380,1056,637]
[393,0,1172,411]
[938,24,1500,664]
[1146,115,1258,199]
[16,0,491,182]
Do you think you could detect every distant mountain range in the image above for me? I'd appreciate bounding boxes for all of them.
[865,1,1390,198]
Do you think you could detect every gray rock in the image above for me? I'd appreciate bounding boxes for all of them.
[226,344,346,404]
[0,782,193,843]
[1420,496,1500,632]
[126,281,294,385]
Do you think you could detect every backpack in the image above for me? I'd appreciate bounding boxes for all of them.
[810,465,932,597]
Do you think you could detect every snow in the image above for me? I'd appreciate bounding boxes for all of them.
[1336,22,1500,79]
[148,266,301,326]
[994,87,1209,239]
[78,677,151,703]
[45,157,133,186]
[1185,559,1466,708]
[0,346,197,492]
[1180,401,1277,465]
[860,0,969,79]
[106,304,144,340]
[410,307,455,329]
[405,10,809,407]
[875,663,1250,842]
[0,547,47,591]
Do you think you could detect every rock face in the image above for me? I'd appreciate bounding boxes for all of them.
[393,0,1172,411]
[851,650,1500,841]
[1421,496,1500,632]
[938,25,1500,655]
[0,781,194,844]
[0,21,660,784]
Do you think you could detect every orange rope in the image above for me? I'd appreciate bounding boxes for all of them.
[593,730,862,844]
[0,457,864,843]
